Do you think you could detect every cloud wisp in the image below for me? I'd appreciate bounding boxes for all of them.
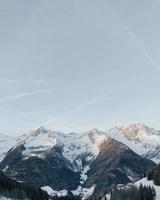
[0,88,54,103]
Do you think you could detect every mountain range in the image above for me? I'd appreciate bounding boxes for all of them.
[0,122,159,199]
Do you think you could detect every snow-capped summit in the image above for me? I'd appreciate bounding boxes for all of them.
[88,128,106,146]
[16,127,63,159]
[0,123,157,199]
[0,126,155,200]
[15,127,106,170]
[14,123,160,164]
[115,122,160,139]
[17,126,62,142]
[107,122,160,163]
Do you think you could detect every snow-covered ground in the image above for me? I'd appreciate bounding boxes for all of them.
[42,186,68,197]
[135,178,160,200]
[81,186,95,200]
[0,197,28,200]
[0,197,13,200]
[105,178,160,200]
[42,184,95,200]
[60,129,106,168]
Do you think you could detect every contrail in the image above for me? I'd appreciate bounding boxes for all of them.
[106,1,160,73]
[0,88,54,103]
[13,109,54,119]
[126,28,160,73]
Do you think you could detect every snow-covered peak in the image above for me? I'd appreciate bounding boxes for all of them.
[114,122,160,140]
[87,128,106,146]
[15,126,107,171]
[11,122,160,165]
[88,128,101,134]
[107,122,160,163]
[60,129,106,169]
[17,127,64,159]
[18,126,62,142]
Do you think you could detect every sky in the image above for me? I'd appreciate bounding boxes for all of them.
[0,0,160,136]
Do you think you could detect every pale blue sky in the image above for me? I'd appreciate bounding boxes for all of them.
[0,0,160,135]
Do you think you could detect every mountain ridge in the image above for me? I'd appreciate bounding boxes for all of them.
[0,122,159,199]
[0,123,157,199]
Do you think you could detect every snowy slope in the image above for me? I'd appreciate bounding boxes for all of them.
[9,127,106,194]
[15,123,160,166]
[14,127,106,198]
[17,127,60,159]
[14,124,160,181]
[0,133,16,162]
[60,129,106,170]
[106,122,160,163]
[13,126,156,199]
[17,127,106,171]
[42,186,68,197]
[105,178,160,200]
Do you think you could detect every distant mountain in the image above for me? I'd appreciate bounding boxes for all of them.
[0,126,155,199]
[106,122,160,163]
[0,127,106,193]
[0,127,80,191]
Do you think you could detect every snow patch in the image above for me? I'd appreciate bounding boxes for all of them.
[42,186,68,197]
[71,185,95,200]
[72,186,82,196]
[81,185,96,200]
[80,165,90,184]
[2,165,8,172]
[19,128,58,158]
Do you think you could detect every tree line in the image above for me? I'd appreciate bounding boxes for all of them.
[110,184,156,200]
[0,171,49,200]
[147,164,160,185]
